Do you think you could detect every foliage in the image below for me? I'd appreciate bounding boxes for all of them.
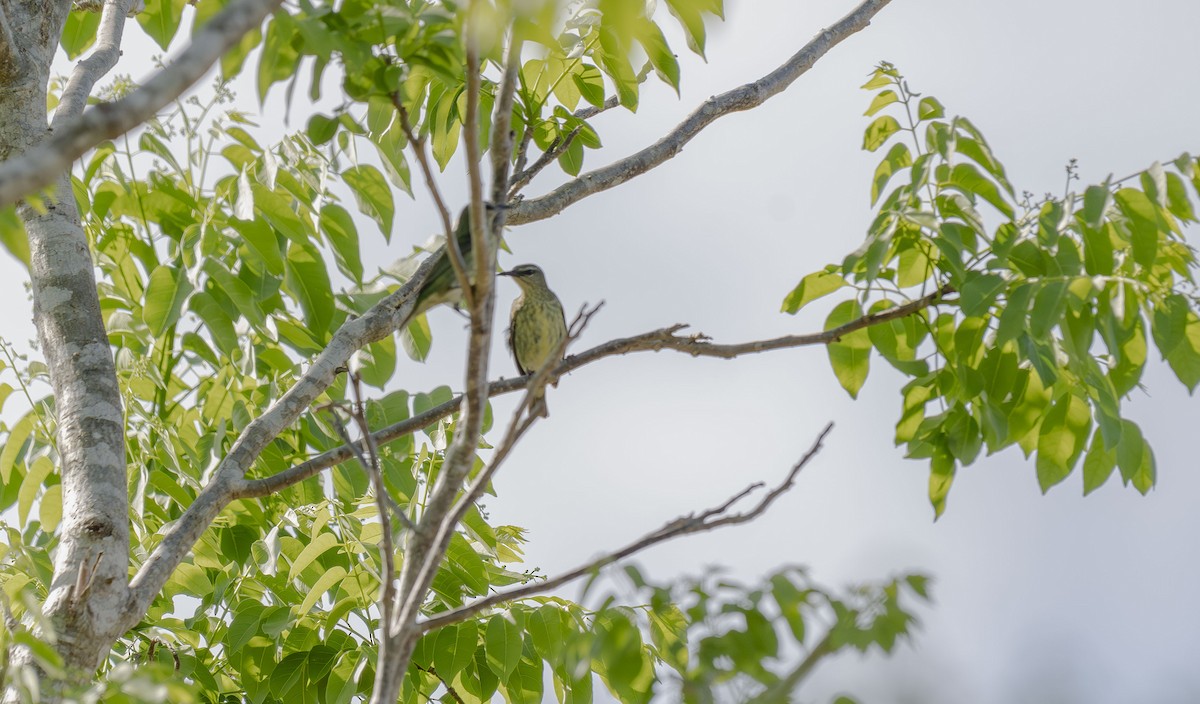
[0,2,936,703]
[784,63,1200,516]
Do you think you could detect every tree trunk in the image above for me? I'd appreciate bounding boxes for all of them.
[0,0,131,696]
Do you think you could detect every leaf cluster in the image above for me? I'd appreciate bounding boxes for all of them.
[784,63,1200,515]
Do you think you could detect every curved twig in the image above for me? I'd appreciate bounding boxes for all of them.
[416,422,833,633]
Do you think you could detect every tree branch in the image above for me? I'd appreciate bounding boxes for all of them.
[0,0,282,207]
[236,285,951,499]
[122,238,453,631]
[418,422,834,633]
[505,0,892,225]
[53,0,137,125]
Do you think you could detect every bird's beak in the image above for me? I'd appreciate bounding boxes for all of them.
[498,269,515,277]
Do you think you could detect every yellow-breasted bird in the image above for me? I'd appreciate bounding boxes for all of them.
[500,264,567,418]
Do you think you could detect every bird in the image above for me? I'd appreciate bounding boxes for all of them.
[412,206,476,318]
[500,264,567,418]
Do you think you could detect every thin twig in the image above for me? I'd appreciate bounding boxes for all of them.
[418,422,834,633]
[234,285,950,500]
[413,664,466,704]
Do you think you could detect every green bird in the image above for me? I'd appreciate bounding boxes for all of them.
[500,264,567,418]
[412,207,476,317]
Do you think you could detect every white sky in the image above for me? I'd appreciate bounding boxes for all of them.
[3,1,1199,702]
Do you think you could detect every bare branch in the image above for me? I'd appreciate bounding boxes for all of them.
[383,32,526,698]
[54,0,137,125]
[418,422,834,633]
[236,285,950,499]
[0,0,282,207]
[505,0,892,225]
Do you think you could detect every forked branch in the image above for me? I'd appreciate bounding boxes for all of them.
[417,422,834,632]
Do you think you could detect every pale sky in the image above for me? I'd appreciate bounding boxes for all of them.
[3,1,1199,703]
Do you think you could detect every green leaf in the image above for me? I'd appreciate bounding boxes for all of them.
[486,615,523,679]
[917,96,944,120]
[928,443,955,519]
[863,115,902,152]
[871,142,912,206]
[958,273,1006,317]
[864,89,898,117]
[433,621,478,682]
[61,10,101,59]
[781,270,846,314]
[220,524,259,567]
[1151,293,1189,357]
[947,163,1014,218]
[253,183,311,244]
[0,207,30,267]
[1,414,33,484]
[572,65,606,108]
[1035,394,1090,493]
[1164,311,1200,392]
[1114,188,1160,266]
[1028,281,1069,339]
[230,218,285,275]
[298,566,347,614]
[225,602,265,653]
[1081,223,1114,275]
[1164,171,1196,222]
[285,241,335,337]
[666,0,710,57]
[18,456,53,528]
[400,314,432,362]
[307,114,338,145]
[288,532,339,581]
[557,139,584,176]
[189,292,238,357]
[38,484,61,533]
[1082,432,1117,496]
[1116,419,1155,494]
[257,12,300,103]
[320,204,363,283]
[270,652,308,700]
[638,20,680,92]
[142,264,194,338]
[1082,184,1111,228]
[343,165,395,237]
[825,300,871,398]
[136,0,185,50]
